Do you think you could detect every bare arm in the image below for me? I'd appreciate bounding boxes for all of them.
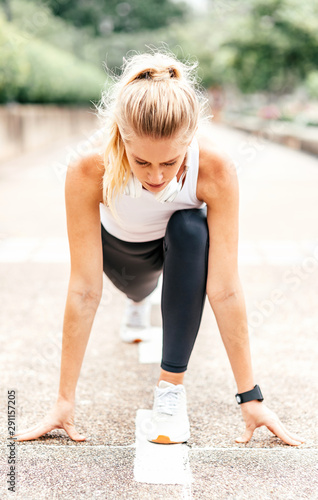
[58,288,101,402]
[205,165,254,392]
[58,154,104,401]
[201,146,304,446]
[198,144,252,392]
[13,154,105,441]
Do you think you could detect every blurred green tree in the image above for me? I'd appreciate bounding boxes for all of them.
[41,0,189,35]
[0,0,12,21]
[221,0,318,93]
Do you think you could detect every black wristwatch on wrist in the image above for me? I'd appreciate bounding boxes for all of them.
[235,384,264,404]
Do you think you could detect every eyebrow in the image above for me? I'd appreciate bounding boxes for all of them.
[133,154,180,164]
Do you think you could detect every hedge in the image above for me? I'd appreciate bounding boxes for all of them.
[0,14,107,104]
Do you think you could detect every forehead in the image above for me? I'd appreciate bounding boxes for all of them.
[125,135,186,163]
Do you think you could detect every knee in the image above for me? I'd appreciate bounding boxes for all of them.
[165,209,209,252]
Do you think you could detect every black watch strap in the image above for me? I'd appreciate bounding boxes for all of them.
[235,384,264,404]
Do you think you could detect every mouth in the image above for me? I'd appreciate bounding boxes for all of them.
[146,181,165,188]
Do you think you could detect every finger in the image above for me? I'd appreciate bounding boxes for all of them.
[266,421,302,446]
[278,421,305,443]
[63,423,86,441]
[235,427,254,444]
[13,422,56,442]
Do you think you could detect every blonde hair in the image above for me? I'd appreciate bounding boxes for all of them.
[96,47,210,225]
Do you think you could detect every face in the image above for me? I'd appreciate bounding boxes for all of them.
[124,132,195,192]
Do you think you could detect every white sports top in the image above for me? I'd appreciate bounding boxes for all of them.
[99,135,207,242]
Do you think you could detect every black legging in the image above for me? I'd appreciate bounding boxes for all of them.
[101,207,209,373]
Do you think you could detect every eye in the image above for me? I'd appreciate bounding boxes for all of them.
[135,160,177,166]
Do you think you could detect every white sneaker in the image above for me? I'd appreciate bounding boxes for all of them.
[120,296,152,343]
[147,380,190,444]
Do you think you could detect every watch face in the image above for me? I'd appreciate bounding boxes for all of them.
[236,395,241,403]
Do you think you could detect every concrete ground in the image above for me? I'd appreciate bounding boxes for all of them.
[0,123,318,499]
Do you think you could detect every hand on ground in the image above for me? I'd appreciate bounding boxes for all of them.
[11,397,86,442]
[235,401,305,446]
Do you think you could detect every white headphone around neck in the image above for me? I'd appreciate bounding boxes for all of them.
[123,164,189,203]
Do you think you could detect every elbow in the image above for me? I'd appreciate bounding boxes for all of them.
[69,287,102,308]
[207,284,241,305]
[82,288,103,305]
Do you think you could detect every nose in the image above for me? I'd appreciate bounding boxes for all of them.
[148,169,164,185]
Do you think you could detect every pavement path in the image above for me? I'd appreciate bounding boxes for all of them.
[1,123,318,499]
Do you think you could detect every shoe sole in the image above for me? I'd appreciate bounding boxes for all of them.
[120,334,143,343]
[120,335,147,343]
[120,326,153,343]
[149,433,190,444]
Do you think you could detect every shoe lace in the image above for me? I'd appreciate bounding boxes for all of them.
[156,388,182,416]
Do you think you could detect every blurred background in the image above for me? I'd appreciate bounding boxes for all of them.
[1,4,318,496]
[1,0,318,160]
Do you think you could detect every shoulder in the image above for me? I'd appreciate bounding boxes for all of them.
[65,152,105,205]
[196,123,238,204]
[67,151,105,181]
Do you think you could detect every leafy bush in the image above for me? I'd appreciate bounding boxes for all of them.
[0,15,30,101]
[0,13,107,104]
[17,38,106,104]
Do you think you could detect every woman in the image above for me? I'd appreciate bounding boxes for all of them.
[13,50,304,446]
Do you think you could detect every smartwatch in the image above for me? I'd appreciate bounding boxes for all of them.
[235,384,264,404]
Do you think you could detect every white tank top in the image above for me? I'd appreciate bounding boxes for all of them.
[99,135,206,242]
